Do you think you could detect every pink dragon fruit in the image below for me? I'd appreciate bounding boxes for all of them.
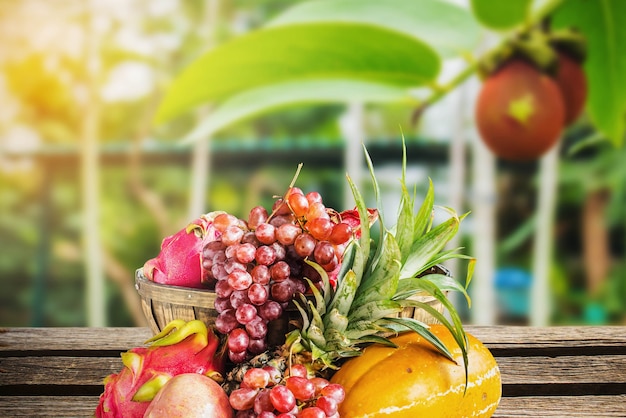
[95,320,225,418]
[143,212,223,288]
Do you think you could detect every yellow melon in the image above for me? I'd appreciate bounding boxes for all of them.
[330,325,501,417]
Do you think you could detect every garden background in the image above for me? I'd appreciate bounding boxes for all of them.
[1,0,625,328]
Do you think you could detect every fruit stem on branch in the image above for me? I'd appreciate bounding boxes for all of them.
[417,0,566,111]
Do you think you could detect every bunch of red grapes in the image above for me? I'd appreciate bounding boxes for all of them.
[201,187,355,363]
[229,364,345,418]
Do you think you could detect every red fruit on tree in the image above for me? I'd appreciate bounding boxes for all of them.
[475,59,565,161]
[554,51,587,125]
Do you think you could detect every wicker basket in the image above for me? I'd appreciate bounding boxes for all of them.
[136,265,448,337]
[135,270,219,334]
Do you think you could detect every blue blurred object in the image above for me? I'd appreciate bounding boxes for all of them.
[583,302,607,324]
[494,268,532,318]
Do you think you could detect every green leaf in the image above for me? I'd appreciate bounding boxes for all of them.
[400,215,460,280]
[394,137,416,263]
[348,300,401,323]
[353,233,401,306]
[156,23,440,123]
[333,240,356,292]
[328,270,358,318]
[383,317,455,362]
[470,0,532,31]
[396,274,471,308]
[182,80,413,143]
[346,175,372,287]
[413,179,435,241]
[552,0,626,147]
[268,0,480,58]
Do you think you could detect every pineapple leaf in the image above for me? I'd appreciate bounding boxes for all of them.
[395,136,417,263]
[345,320,395,340]
[346,174,371,287]
[303,276,326,316]
[383,317,455,362]
[292,298,311,332]
[465,257,476,291]
[328,270,358,317]
[323,310,349,339]
[395,273,471,308]
[414,178,435,241]
[402,280,469,387]
[323,328,351,351]
[307,300,326,332]
[353,232,402,306]
[400,214,460,279]
[353,334,398,348]
[333,239,356,291]
[305,259,332,308]
[348,299,402,323]
[414,248,473,276]
[362,144,387,273]
[400,299,456,334]
[305,321,327,350]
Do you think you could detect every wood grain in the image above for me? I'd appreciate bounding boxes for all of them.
[1,326,626,417]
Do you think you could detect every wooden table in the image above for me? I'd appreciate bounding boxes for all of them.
[1,326,625,417]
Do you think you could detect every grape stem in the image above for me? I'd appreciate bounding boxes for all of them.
[289,163,304,190]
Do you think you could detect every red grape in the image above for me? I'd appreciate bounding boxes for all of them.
[276,223,301,246]
[255,245,277,266]
[251,265,271,285]
[229,387,258,411]
[320,383,346,403]
[248,206,268,229]
[307,218,333,241]
[298,407,325,418]
[287,192,309,218]
[255,223,276,245]
[248,283,269,305]
[285,376,315,401]
[305,191,323,205]
[228,328,250,353]
[258,300,283,321]
[316,395,338,416]
[313,241,335,265]
[269,261,290,282]
[228,270,253,291]
[294,233,315,257]
[235,303,258,324]
[245,317,268,339]
[329,222,353,244]
[269,385,296,413]
[235,243,257,264]
[222,225,245,246]
[214,213,239,232]
[243,368,270,390]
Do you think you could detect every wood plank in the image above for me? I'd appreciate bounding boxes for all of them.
[495,395,626,417]
[3,354,624,389]
[0,327,153,353]
[466,326,626,350]
[2,326,626,353]
[0,357,122,386]
[0,396,100,417]
[497,355,626,385]
[2,395,626,417]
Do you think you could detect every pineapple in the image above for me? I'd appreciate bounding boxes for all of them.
[223,142,474,391]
